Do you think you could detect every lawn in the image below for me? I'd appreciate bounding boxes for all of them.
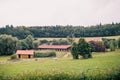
[0,50,120,77]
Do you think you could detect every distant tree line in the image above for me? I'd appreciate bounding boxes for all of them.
[0,23,120,39]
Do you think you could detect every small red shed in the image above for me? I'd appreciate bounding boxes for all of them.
[16,50,34,59]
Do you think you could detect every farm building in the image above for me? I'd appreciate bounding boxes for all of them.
[38,45,71,52]
[16,50,34,59]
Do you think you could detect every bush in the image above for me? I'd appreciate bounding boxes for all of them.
[10,54,17,60]
[34,51,56,58]
[89,41,105,52]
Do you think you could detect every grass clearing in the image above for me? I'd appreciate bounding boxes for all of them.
[0,56,10,61]
[0,50,120,77]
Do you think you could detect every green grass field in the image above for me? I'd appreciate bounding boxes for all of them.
[0,50,120,77]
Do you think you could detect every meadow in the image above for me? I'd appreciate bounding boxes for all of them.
[37,35,120,41]
[0,50,120,79]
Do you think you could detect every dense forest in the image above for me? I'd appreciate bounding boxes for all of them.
[0,23,120,39]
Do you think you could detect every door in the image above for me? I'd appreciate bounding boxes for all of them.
[28,55,31,58]
[18,54,21,58]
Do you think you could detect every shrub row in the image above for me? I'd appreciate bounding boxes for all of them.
[0,66,120,80]
[34,51,56,58]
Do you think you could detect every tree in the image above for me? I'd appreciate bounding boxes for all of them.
[71,38,93,59]
[0,35,18,55]
[102,38,110,49]
[118,37,120,48]
[77,38,93,59]
[50,39,69,45]
[110,40,117,51]
[89,41,105,52]
[71,42,79,59]
[40,39,48,45]
[33,41,40,49]
[67,35,75,44]
[24,35,34,49]
[110,42,115,51]
[19,40,29,50]
[1,23,120,39]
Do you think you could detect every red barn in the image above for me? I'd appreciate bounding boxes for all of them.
[38,45,71,52]
[16,50,34,59]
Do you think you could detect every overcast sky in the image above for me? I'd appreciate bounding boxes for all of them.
[0,0,120,27]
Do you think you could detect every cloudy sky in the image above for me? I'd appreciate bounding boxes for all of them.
[0,0,120,27]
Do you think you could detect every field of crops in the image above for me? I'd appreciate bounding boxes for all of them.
[0,50,120,79]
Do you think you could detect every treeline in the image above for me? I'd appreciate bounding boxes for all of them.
[0,23,120,39]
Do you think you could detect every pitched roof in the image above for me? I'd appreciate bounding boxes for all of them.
[38,45,71,49]
[16,50,34,55]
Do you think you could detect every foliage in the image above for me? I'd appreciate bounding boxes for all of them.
[110,40,116,51]
[19,35,37,50]
[51,39,70,45]
[40,38,71,45]
[40,39,48,45]
[89,41,105,52]
[0,23,120,39]
[10,54,17,60]
[34,51,56,57]
[71,42,79,59]
[67,35,75,44]
[24,35,34,49]
[33,41,40,49]
[118,37,120,48]
[102,38,117,51]
[0,34,18,55]
[71,38,93,59]
[102,38,111,49]
[0,66,120,80]
[77,38,93,59]
[19,40,29,50]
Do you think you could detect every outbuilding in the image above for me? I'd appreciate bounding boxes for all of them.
[16,50,34,59]
[38,45,71,52]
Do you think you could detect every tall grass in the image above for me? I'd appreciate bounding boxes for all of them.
[0,66,120,80]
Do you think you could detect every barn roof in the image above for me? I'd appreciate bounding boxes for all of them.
[38,45,71,49]
[16,50,34,55]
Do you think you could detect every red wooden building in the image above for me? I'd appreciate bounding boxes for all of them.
[16,50,34,59]
[38,45,71,52]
